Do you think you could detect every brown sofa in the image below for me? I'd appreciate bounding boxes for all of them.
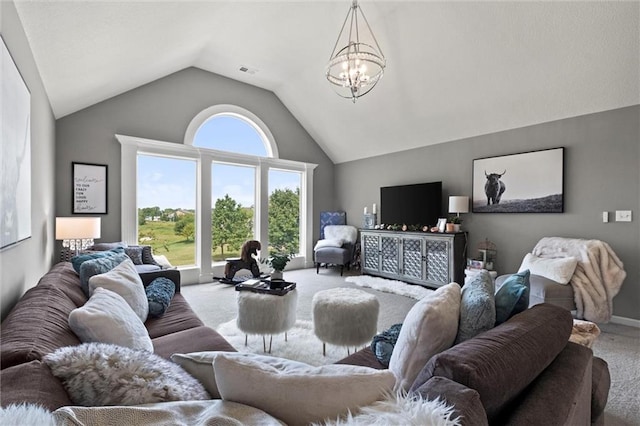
[1,263,610,425]
[0,262,235,410]
[338,303,611,426]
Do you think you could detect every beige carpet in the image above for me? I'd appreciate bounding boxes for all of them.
[182,267,640,425]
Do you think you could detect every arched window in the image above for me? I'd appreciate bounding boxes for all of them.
[194,115,267,156]
[184,105,278,157]
[117,105,316,285]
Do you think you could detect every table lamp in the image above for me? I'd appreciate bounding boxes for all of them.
[56,217,101,255]
[448,196,469,219]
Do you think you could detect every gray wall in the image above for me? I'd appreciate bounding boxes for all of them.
[0,1,57,320]
[335,106,639,321]
[55,67,335,244]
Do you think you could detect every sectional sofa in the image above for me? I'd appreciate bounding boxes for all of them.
[1,262,610,425]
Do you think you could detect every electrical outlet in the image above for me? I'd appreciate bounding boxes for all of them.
[615,210,632,222]
[602,212,609,223]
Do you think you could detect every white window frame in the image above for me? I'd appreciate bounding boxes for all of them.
[116,112,316,285]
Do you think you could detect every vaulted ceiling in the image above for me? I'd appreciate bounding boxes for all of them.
[14,1,639,164]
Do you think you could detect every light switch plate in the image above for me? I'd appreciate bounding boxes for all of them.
[602,212,609,223]
[615,210,632,222]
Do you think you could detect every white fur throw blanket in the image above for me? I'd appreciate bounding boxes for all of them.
[532,237,626,322]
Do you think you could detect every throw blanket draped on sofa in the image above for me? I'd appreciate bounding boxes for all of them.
[532,237,626,322]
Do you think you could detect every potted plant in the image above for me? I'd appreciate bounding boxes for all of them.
[447,216,463,232]
[263,253,293,281]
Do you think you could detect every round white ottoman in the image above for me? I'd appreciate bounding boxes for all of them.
[312,287,379,355]
[236,290,297,353]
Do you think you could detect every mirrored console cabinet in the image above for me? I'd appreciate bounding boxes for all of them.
[360,230,467,288]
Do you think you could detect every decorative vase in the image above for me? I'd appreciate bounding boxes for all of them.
[453,224,461,232]
[271,270,283,281]
[446,223,456,233]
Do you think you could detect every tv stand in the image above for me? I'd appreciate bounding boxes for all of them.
[360,230,466,288]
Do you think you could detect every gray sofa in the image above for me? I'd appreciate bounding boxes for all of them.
[1,262,611,425]
[0,262,235,411]
[338,303,611,425]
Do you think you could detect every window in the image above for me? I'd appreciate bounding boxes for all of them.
[268,169,301,255]
[211,163,256,262]
[117,105,316,284]
[137,155,197,267]
[195,115,267,157]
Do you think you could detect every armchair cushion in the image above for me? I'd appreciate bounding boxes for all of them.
[324,225,357,244]
[314,238,345,250]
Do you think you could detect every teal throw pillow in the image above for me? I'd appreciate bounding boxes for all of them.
[455,269,496,344]
[71,248,125,273]
[494,270,530,325]
[146,277,176,317]
[78,253,129,297]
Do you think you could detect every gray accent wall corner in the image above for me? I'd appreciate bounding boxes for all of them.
[335,106,639,320]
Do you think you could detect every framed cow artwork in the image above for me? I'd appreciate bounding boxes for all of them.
[472,147,564,213]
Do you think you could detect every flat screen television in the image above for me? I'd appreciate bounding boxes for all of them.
[380,181,442,227]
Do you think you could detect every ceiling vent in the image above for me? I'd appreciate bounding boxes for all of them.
[239,66,258,75]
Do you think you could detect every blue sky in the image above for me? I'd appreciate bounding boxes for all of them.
[138,116,299,210]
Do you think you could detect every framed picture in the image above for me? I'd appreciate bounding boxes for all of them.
[1,36,32,249]
[73,162,108,214]
[472,147,564,213]
[437,218,447,232]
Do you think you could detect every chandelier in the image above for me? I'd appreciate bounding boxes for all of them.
[326,0,386,103]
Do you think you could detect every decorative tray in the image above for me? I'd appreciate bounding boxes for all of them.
[235,279,296,296]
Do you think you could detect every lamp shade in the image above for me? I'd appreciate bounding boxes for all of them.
[448,196,469,214]
[55,217,101,240]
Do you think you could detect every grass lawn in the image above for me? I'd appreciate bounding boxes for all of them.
[139,221,241,266]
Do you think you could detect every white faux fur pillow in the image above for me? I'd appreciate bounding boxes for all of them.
[69,287,153,352]
[43,343,209,406]
[314,238,345,250]
[389,282,461,391]
[89,258,148,322]
[518,253,578,285]
[213,352,396,426]
[324,225,358,244]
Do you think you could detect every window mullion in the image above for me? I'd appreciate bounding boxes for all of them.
[199,154,213,282]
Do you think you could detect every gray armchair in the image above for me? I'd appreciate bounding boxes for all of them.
[314,225,358,276]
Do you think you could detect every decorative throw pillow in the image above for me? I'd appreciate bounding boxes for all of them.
[68,287,153,352]
[124,247,144,265]
[153,254,174,269]
[140,246,159,265]
[212,352,396,426]
[370,323,403,367]
[171,351,297,399]
[43,343,210,406]
[518,253,578,285]
[313,238,345,250]
[495,270,530,325]
[78,252,129,297]
[455,269,495,344]
[87,241,127,251]
[388,282,461,392]
[88,258,148,322]
[146,277,176,317]
[71,248,125,273]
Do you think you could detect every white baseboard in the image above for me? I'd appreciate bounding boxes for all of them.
[610,315,640,328]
